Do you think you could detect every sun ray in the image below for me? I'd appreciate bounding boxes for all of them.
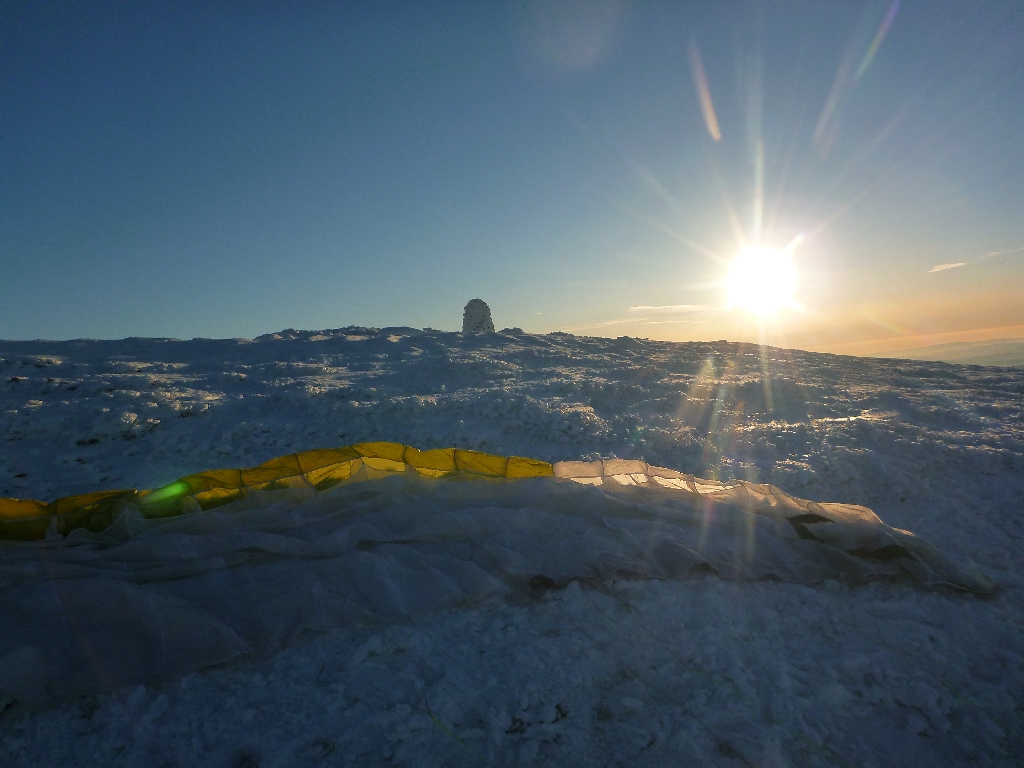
[854,0,900,81]
[612,199,726,263]
[703,151,750,248]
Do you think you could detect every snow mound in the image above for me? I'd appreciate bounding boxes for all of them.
[0,470,990,707]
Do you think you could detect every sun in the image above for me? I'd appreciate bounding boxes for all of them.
[725,246,800,315]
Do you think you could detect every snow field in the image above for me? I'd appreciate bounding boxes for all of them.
[1,327,1023,765]
[2,578,1019,766]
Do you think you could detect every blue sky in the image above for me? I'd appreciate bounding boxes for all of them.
[2,1,1023,352]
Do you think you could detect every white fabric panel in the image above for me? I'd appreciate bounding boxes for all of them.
[0,474,991,706]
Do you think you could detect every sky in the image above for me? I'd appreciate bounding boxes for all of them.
[2,1,1023,353]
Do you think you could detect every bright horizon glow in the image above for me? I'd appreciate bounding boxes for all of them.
[725,247,800,316]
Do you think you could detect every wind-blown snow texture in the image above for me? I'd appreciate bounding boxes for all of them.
[2,327,1023,767]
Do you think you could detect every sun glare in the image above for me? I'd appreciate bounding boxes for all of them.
[725,246,800,316]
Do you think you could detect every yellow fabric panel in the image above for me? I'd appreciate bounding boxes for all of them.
[454,450,509,477]
[138,480,191,507]
[0,516,53,541]
[363,465,402,480]
[240,454,303,486]
[506,456,554,478]
[52,490,139,536]
[0,443,557,541]
[181,468,245,494]
[361,457,407,473]
[248,475,312,492]
[304,459,361,489]
[0,498,50,520]
[410,467,452,479]
[195,487,246,510]
[139,496,192,519]
[352,442,407,463]
[296,447,361,474]
[51,490,138,517]
[404,447,457,473]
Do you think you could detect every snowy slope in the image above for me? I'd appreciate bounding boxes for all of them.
[1,328,1022,767]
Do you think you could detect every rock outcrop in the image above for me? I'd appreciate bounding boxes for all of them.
[462,299,495,334]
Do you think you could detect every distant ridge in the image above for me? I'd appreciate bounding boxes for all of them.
[878,338,1024,368]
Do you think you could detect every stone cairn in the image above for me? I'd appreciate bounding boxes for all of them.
[462,299,495,334]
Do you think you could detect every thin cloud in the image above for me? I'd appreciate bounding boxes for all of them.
[643,319,708,325]
[628,304,707,313]
[929,245,1024,274]
[564,317,645,332]
[982,245,1024,258]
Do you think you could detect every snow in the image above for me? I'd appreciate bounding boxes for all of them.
[1,327,1023,766]
[462,300,495,335]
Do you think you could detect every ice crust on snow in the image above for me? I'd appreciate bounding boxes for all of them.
[1,328,1023,766]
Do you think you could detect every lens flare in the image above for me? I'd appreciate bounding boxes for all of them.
[725,247,799,315]
[688,38,722,142]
